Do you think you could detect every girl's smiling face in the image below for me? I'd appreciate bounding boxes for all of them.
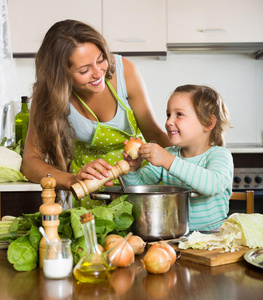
[69,42,108,94]
[165,92,211,156]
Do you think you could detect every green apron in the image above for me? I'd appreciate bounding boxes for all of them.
[71,78,144,208]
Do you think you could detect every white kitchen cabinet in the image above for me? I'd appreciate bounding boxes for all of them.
[102,0,166,53]
[167,0,263,43]
[8,0,102,55]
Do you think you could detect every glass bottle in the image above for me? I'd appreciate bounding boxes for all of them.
[73,212,132,284]
[15,96,29,147]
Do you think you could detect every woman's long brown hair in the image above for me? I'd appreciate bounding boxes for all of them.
[32,20,115,203]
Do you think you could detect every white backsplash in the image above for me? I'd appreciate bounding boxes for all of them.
[14,53,263,145]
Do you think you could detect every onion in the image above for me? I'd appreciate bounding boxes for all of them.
[124,138,144,159]
[128,235,146,255]
[142,248,171,274]
[105,237,135,268]
[103,234,123,249]
[149,242,177,266]
[98,244,105,253]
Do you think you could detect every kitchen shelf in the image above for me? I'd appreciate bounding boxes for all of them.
[0,182,42,192]
[226,144,263,153]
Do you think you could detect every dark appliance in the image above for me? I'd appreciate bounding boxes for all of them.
[228,145,263,214]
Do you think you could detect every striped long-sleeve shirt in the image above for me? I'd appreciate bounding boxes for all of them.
[122,146,234,230]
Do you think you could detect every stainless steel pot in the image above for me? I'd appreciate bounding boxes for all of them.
[91,185,195,242]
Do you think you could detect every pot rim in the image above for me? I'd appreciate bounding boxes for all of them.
[95,185,192,195]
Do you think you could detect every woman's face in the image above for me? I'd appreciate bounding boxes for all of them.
[69,42,108,94]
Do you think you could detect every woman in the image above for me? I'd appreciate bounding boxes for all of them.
[21,19,170,205]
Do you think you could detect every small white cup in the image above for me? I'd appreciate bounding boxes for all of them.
[43,239,73,279]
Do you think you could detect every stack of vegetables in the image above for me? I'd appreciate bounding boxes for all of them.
[0,196,134,271]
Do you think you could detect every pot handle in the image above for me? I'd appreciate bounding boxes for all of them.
[90,193,111,201]
[175,250,181,260]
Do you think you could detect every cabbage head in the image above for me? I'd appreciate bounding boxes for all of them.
[0,146,27,182]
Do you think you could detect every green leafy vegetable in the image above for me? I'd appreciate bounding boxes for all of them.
[0,167,28,183]
[113,213,134,232]
[0,139,27,182]
[7,226,41,271]
[221,213,263,248]
[4,195,134,271]
[59,207,88,239]
[0,138,22,155]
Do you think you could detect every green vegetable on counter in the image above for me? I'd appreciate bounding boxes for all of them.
[0,138,27,182]
[7,226,41,271]
[221,213,263,248]
[1,195,134,271]
[179,213,263,252]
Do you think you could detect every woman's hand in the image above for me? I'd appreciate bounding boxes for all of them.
[76,159,114,186]
[139,143,175,171]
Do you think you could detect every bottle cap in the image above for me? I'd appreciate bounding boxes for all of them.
[80,212,94,223]
[21,96,29,103]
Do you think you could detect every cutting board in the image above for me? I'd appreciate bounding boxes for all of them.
[171,245,251,267]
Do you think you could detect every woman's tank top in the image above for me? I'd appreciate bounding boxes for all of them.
[68,54,132,144]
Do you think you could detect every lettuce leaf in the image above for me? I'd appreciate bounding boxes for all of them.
[0,166,28,183]
[178,231,237,251]
[221,213,263,248]
[0,145,27,182]
[7,226,41,271]
[179,213,263,251]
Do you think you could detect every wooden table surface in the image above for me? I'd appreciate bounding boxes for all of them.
[1,249,263,300]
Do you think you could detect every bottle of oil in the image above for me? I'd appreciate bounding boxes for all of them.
[73,212,131,284]
[73,212,114,283]
[14,96,29,147]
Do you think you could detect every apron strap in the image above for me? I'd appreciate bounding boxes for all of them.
[105,78,130,110]
[72,90,99,122]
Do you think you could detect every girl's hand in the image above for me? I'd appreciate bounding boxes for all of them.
[139,143,174,170]
[123,151,143,172]
[76,158,113,186]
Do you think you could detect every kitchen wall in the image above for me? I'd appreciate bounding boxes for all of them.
[14,53,263,144]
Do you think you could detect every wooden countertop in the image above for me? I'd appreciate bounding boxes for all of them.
[1,249,263,300]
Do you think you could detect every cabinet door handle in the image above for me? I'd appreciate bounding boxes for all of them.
[199,29,226,33]
[121,39,146,43]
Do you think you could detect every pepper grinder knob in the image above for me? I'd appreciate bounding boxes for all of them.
[40,173,57,204]
[70,160,130,200]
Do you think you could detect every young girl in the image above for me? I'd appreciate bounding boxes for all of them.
[122,84,233,230]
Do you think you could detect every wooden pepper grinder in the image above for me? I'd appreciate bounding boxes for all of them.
[70,160,130,200]
[39,174,62,268]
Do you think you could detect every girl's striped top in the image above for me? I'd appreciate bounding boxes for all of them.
[122,146,234,230]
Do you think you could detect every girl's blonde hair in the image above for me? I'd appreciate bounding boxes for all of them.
[173,85,230,146]
[32,19,116,203]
